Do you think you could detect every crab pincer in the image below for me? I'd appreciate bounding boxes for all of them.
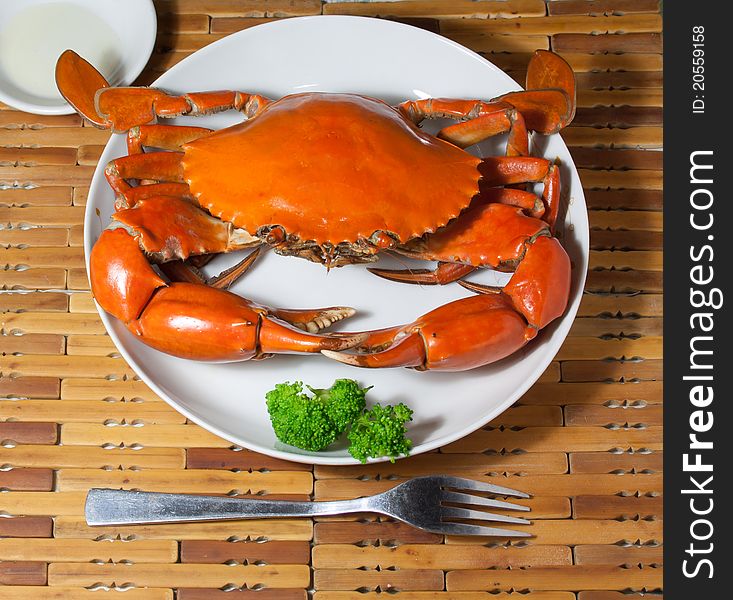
[323,234,570,372]
[90,225,365,361]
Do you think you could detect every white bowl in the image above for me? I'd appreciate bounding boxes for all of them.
[0,0,156,115]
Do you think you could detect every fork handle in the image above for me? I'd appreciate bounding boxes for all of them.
[85,489,372,525]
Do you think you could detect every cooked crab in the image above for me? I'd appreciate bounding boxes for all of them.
[56,49,575,370]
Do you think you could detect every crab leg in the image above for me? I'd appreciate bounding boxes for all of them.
[323,235,570,371]
[370,201,547,285]
[109,127,207,208]
[158,246,262,288]
[479,157,560,229]
[369,262,476,286]
[90,226,362,362]
[110,195,259,262]
[369,156,560,287]
[127,124,212,154]
[396,50,575,152]
[398,98,529,156]
[478,187,545,219]
[479,157,560,231]
[437,106,528,155]
[115,183,193,211]
[104,152,184,197]
[55,50,271,133]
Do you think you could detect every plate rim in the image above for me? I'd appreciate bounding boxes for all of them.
[84,15,589,465]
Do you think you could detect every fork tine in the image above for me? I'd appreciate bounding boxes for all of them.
[428,521,533,538]
[441,491,530,512]
[440,506,531,526]
[438,475,530,498]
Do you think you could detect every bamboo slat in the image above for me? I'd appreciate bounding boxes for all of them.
[312,544,572,569]
[519,381,662,405]
[2,312,105,334]
[0,332,65,355]
[585,190,662,211]
[0,446,185,469]
[0,291,69,312]
[59,423,236,447]
[314,452,568,478]
[564,404,663,427]
[323,1,547,18]
[573,495,663,519]
[548,1,661,16]
[441,426,662,453]
[46,563,311,588]
[0,516,54,537]
[179,591,304,600]
[0,187,73,207]
[0,562,47,586]
[180,540,311,564]
[314,521,441,545]
[445,565,662,591]
[0,399,186,424]
[60,377,161,401]
[313,594,575,600]
[158,13,210,33]
[55,468,313,494]
[0,491,90,516]
[552,32,662,53]
[0,539,178,562]
[155,0,322,17]
[573,545,662,565]
[0,467,54,490]
[0,421,57,443]
[313,568,444,591]
[569,451,662,473]
[186,448,314,471]
[0,589,173,600]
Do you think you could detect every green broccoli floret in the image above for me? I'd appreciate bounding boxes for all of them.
[265,380,369,452]
[308,379,371,431]
[347,403,413,463]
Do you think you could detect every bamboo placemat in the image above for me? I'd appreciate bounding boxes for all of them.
[0,1,663,598]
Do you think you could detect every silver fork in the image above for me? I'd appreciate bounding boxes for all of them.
[85,475,532,537]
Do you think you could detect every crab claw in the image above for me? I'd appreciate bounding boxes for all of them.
[322,294,534,372]
[129,283,366,361]
[91,227,366,362]
[55,49,110,128]
[496,50,576,135]
[526,49,576,125]
[323,232,570,372]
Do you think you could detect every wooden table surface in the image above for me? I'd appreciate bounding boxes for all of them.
[0,1,663,598]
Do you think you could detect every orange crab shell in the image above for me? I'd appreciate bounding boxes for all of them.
[181,93,483,248]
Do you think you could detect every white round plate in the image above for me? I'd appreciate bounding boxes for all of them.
[0,0,156,115]
[85,16,588,465]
